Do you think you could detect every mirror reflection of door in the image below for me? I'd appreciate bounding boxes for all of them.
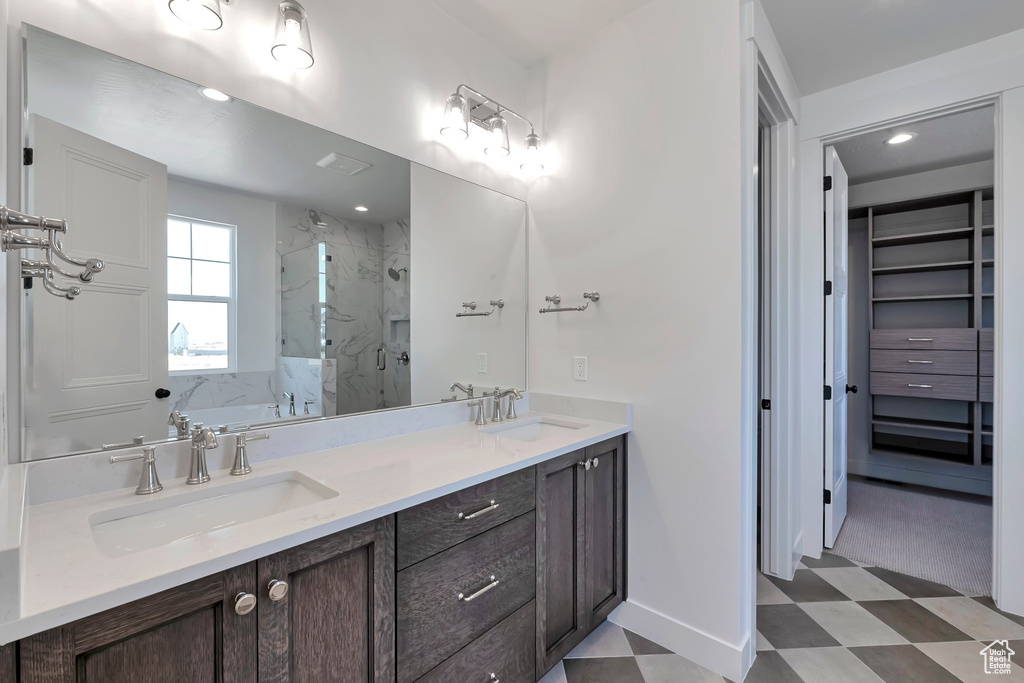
[25,115,169,459]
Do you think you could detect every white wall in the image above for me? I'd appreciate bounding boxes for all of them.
[526,0,747,678]
[850,160,995,208]
[410,164,527,404]
[794,31,1024,615]
[6,0,529,201]
[167,179,277,373]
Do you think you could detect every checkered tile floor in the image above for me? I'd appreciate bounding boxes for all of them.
[540,554,1024,682]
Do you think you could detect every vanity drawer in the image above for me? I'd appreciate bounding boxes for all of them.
[397,467,535,569]
[980,377,994,403]
[980,329,994,351]
[980,351,994,377]
[870,350,977,376]
[416,600,535,683]
[870,372,977,402]
[397,512,536,683]
[870,328,977,351]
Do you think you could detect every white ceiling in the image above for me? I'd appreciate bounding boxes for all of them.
[428,0,657,67]
[761,0,1024,95]
[25,27,410,225]
[833,106,994,185]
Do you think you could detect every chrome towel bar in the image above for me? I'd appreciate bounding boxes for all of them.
[539,292,599,313]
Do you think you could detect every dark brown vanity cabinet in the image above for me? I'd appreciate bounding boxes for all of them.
[536,436,626,677]
[17,517,395,683]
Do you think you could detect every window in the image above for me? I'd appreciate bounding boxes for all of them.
[167,216,236,373]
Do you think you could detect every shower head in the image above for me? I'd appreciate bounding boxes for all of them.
[388,266,408,281]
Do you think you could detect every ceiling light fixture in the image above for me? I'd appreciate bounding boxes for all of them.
[168,0,224,30]
[198,86,232,102]
[272,0,314,69]
[886,132,916,145]
[439,85,544,171]
[354,206,369,212]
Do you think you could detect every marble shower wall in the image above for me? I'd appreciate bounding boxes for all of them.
[276,205,412,415]
[280,243,321,359]
[277,357,336,417]
[168,371,278,412]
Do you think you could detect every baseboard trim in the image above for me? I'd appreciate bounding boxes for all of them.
[609,599,748,681]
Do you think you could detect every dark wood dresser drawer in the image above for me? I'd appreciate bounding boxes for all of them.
[397,512,536,683]
[416,600,535,683]
[980,328,994,351]
[870,328,977,351]
[980,351,994,377]
[397,467,536,570]
[870,372,978,401]
[980,376,994,403]
[870,349,977,376]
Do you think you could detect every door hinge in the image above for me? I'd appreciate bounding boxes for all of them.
[823,175,833,192]
[824,280,833,296]
[823,385,832,400]
[824,489,832,505]
[761,399,771,410]
[23,148,33,166]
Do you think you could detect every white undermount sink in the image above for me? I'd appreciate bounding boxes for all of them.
[89,471,338,557]
[483,416,587,442]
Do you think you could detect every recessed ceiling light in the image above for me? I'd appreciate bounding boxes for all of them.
[198,86,232,102]
[354,206,369,212]
[886,132,916,145]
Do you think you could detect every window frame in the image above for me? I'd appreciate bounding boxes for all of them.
[167,214,238,376]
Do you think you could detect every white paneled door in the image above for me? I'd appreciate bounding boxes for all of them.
[824,146,849,548]
[25,115,169,459]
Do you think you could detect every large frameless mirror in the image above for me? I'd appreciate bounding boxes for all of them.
[20,25,527,460]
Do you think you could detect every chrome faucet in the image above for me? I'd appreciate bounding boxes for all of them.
[282,392,296,416]
[167,410,191,439]
[468,399,487,425]
[490,387,504,423]
[109,446,163,495]
[269,404,281,418]
[492,387,523,422]
[503,388,523,420]
[303,400,315,415]
[187,423,218,485]
[231,432,270,476]
[450,382,474,398]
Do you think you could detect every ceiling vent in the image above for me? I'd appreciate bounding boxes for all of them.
[316,152,372,176]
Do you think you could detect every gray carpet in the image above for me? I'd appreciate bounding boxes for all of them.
[831,479,992,596]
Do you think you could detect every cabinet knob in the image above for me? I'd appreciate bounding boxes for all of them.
[578,459,591,470]
[268,579,289,601]
[234,592,257,615]
[592,457,599,468]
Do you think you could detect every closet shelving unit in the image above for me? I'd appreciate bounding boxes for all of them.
[861,187,994,494]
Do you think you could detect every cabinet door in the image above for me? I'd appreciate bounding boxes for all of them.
[584,436,626,624]
[535,450,587,677]
[20,564,257,683]
[257,516,395,683]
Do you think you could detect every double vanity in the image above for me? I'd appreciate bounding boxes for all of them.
[0,395,629,682]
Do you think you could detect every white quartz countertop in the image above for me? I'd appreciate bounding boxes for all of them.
[0,410,628,644]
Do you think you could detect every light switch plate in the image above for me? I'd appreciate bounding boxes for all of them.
[477,353,488,374]
[573,356,588,381]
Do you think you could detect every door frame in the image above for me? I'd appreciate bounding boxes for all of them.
[802,95,1002,592]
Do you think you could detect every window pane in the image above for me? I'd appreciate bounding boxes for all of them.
[192,260,231,297]
[168,300,229,372]
[168,220,191,258]
[192,223,231,262]
[168,257,192,295]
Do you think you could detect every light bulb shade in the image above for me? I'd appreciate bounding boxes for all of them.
[521,132,544,172]
[484,114,510,158]
[272,1,314,69]
[440,93,470,140]
[168,0,223,30]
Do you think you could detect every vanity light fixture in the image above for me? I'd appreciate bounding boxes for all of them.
[886,132,916,145]
[439,85,544,170]
[198,86,232,102]
[272,0,314,69]
[168,0,224,30]
[354,206,369,212]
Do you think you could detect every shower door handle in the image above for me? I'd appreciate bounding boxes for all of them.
[377,347,387,372]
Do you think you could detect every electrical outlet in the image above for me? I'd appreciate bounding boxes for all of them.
[477,353,489,374]
[573,356,588,381]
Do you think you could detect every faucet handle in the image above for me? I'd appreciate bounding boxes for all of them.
[468,399,487,426]
[303,400,315,414]
[110,446,163,495]
[239,432,270,444]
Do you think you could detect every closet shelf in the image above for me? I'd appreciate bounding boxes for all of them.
[871,227,974,247]
[872,293,972,303]
[872,416,974,434]
[872,260,973,275]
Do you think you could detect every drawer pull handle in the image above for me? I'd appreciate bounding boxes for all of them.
[907,360,933,364]
[908,384,933,388]
[908,338,933,342]
[458,500,499,520]
[458,575,499,602]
